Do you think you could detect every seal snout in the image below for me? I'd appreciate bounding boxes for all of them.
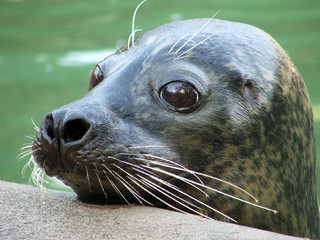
[32,108,94,176]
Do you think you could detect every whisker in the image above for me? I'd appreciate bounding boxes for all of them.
[144,166,278,214]
[185,170,259,203]
[31,118,40,132]
[20,144,32,150]
[109,157,235,221]
[138,173,235,221]
[129,0,147,49]
[85,165,91,191]
[17,149,33,162]
[135,167,237,222]
[137,174,213,220]
[108,174,132,205]
[133,164,206,199]
[113,167,156,206]
[113,164,191,216]
[30,161,48,188]
[132,153,258,203]
[174,10,221,55]
[111,170,146,205]
[174,32,216,60]
[111,155,260,205]
[127,145,167,149]
[102,165,132,205]
[139,176,198,210]
[136,154,204,185]
[22,156,34,178]
[167,35,187,55]
[104,163,151,205]
[132,167,199,209]
[127,29,143,49]
[116,45,123,54]
[72,162,79,175]
[132,157,208,197]
[95,168,108,200]
[25,135,35,140]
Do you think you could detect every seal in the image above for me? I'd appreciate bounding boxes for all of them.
[30,18,319,239]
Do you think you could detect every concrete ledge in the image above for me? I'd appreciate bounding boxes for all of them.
[0,180,303,240]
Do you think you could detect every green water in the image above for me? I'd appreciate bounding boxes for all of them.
[1,0,320,194]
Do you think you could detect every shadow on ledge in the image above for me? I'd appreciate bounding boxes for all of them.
[0,180,303,240]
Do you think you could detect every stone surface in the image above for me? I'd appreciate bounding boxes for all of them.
[0,180,304,240]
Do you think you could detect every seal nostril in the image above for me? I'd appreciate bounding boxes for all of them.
[63,119,90,143]
[42,113,55,141]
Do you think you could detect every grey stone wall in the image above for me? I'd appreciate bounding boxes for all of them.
[0,180,302,240]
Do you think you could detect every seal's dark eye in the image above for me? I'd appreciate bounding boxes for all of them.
[160,81,199,112]
[89,65,104,90]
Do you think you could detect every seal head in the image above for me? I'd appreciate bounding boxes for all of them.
[32,19,320,239]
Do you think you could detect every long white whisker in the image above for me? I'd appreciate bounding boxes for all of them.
[138,173,198,209]
[116,45,123,54]
[110,155,256,203]
[20,144,32,150]
[30,162,48,188]
[31,118,40,132]
[95,169,108,200]
[137,172,236,222]
[187,170,259,203]
[109,157,235,221]
[109,173,136,205]
[20,118,45,188]
[175,32,216,60]
[167,35,187,55]
[17,149,33,162]
[132,163,207,196]
[104,164,152,205]
[127,29,143,49]
[174,10,221,55]
[25,135,35,140]
[102,165,133,205]
[113,171,147,205]
[135,167,237,222]
[129,0,147,49]
[143,166,277,214]
[137,174,215,220]
[132,158,208,197]
[132,166,202,209]
[127,145,167,149]
[112,164,191,215]
[72,162,79,175]
[133,153,258,202]
[120,152,204,184]
[85,165,91,191]
[135,154,204,185]
[125,153,257,202]
[22,156,34,178]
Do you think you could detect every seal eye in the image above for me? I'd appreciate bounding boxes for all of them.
[160,81,199,112]
[89,65,104,90]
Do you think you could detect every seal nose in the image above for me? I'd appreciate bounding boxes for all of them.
[63,118,90,143]
[42,111,91,145]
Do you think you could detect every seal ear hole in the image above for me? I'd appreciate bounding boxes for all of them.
[243,80,256,101]
[159,81,200,113]
[89,65,104,90]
